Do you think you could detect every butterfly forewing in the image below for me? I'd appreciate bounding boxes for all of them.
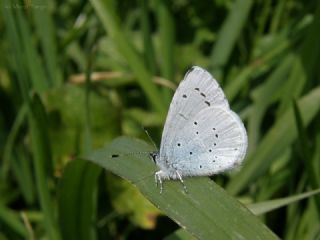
[159,67,229,162]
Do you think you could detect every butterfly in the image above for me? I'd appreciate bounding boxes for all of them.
[150,66,247,192]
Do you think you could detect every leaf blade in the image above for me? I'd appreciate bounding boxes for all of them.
[85,137,279,240]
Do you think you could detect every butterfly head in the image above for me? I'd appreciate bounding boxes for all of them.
[150,151,159,164]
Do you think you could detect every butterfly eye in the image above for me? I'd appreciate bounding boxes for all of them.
[150,152,158,163]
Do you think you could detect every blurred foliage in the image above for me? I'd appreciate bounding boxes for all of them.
[1,0,320,239]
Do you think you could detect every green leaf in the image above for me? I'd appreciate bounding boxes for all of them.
[209,0,253,79]
[2,104,27,179]
[277,3,320,115]
[247,54,294,153]
[84,137,279,239]
[155,0,175,104]
[139,0,156,74]
[32,0,63,86]
[16,10,49,92]
[248,188,320,215]
[293,101,320,213]
[164,228,196,240]
[89,0,166,114]
[227,87,320,195]
[0,202,27,238]
[28,95,61,240]
[58,160,101,240]
[106,174,161,229]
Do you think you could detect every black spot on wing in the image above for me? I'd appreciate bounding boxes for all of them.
[205,101,210,106]
[179,113,188,120]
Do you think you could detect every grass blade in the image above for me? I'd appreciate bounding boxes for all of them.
[58,160,101,240]
[248,188,320,215]
[90,0,166,113]
[277,3,320,115]
[164,228,196,240]
[2,104,27,179]
[0,202,27,238]
[227,87,320,195]
[32,0,63,86]
[293,100,320,213]
[139,0,156,74]
[84,137,279,239]
[209,0,253,79]
[28,95,61,240]
[155,0,175,103]
[16,10,49,92]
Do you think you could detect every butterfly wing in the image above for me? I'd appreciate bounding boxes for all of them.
[159,66,229,166]
[157,66,247,178]
[168,106,247,177]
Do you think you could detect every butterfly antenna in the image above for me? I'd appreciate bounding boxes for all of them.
[109,151,152,159]
[142,126,158,151]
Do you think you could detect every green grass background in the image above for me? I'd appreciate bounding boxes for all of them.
[1,0,320,239]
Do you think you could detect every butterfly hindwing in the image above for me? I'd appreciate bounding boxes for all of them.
[168,106,247,177]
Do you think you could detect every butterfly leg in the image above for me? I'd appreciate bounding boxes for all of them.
[155,171,163,194]
[154,172,158,186]
[175,170,188,193]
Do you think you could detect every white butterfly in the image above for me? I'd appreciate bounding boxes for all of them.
[151,66,247,192]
